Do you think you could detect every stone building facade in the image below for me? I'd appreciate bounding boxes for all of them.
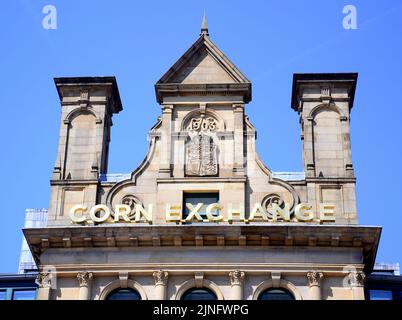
[24,19,381,300]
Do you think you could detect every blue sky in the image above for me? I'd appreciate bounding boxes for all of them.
[0,0,401,273]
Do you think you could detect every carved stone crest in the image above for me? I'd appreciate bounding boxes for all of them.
[185,116,218,176]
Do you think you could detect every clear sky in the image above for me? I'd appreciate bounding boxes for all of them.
[0,0,401,273]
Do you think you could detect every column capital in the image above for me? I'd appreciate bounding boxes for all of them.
[161,104,174,113]
[153,270,169,286]
[77,272,93,288]
[233,103,244,112]
[348,271,366,287]
[307,271,324,287]
[35,272,53,289]
[229,270,245,286]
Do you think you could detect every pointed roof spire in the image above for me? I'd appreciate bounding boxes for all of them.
[200,13,209,36]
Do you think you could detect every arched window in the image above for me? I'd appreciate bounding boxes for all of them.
[106,288,141,300]
[181,288,217,300]
[258,288,295,300]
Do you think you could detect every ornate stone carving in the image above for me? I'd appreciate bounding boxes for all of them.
[185,115,219,176]
[307,271,324,287]
[261,194,285,217]
[80,90,89,101]
[348,271,366,287]
[229,270,245,286]
[187,117,218,132]
[35,272,53,289]
[153,270,168,286]
[120,194,141,218]
[320,86,330,97]
[186,132,218,176]
[77,272,93,288]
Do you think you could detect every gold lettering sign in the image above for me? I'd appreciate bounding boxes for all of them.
[68,202,336,224]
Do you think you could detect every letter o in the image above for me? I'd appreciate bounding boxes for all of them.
[89,205,111,223]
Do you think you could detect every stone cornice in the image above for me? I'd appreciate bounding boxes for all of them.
[37,263,365,277]
[24,224,381,272]
[50,179,99,186]
[54,76,123,113]
[305,177,356,183]
[156,177,247,184]
[155,83,252,104]
[291,73,358,112]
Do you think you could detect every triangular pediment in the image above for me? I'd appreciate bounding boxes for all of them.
[157,35,250,85]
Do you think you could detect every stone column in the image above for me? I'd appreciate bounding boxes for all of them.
[35,272,53,300]
[229,270,245,300]
[233,104,245,175]
[159,105,173,178]
[348,271,366,300]
[77,272,93,300]
[307,271,323,300]
[153,270,168,300]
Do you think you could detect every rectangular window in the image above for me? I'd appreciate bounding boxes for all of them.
[369,290,393,300]
[0,290,6,300]
[183,192,219,220]
[12,289,36,300]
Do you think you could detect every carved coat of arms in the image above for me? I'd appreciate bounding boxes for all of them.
[185,117,218,176]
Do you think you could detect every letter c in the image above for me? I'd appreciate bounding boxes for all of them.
[69,205,88,223]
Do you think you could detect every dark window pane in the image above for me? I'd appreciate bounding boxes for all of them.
[0,290,6,300]
[182,288,217,300]
[183,192,219,219]
[369,290,393,300]
[258,289,295,300]
[106,288,141,300]
[12,289,36,300]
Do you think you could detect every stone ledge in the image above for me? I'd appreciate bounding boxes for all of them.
[24,224,381,272]
[156,177,247,183]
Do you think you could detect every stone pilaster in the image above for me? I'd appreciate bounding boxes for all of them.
[233,104,245,175]
[153,270,168,300]
[348,271,366,300]
[159,105,173,177]
[77,272,93,300]
[304,116,315,177]
[229,270,245,300]
[35,272,53,300]
[307,271,323,300]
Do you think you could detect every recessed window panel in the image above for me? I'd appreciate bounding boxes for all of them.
[0,290,6,300]
[183,192,219,220]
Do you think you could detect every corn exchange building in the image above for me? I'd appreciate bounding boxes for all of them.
[24,19,381,300]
